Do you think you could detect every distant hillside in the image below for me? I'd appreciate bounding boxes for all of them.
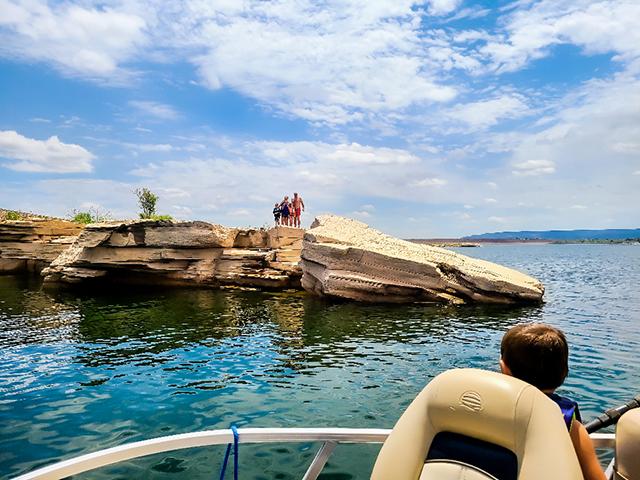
[0,208,60,221]
[464,228,640,241]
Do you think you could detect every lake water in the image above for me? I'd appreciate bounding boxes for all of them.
[1,244,639,479]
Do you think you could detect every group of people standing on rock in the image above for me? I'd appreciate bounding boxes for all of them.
[273,192,305,228]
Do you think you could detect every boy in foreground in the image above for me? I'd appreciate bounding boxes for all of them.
[500,323,606,480]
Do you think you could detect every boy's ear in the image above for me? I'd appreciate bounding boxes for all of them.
[499,358,512,375]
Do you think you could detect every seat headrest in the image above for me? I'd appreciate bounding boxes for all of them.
[423,368,534,452]
[371,368,584,480]
[615,408,640,480]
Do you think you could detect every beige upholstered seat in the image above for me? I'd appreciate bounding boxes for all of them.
[370,368,583,480]
[615,408,640,480]
[419,460,498,479]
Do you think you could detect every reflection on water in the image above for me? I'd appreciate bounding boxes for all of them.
[1,244,639,479]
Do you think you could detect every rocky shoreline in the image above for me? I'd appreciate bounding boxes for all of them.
[42,221,304,289]
[301,215,544,304]
[0,216,544,304]
[0,218,83,274]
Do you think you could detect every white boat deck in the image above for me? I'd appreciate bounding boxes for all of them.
[12,428,617,480]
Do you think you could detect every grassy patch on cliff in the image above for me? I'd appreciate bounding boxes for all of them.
[0,208,61,222]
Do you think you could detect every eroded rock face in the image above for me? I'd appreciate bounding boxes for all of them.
[42,221,304,289]
[0,219,83,274]
[301,215,544,304]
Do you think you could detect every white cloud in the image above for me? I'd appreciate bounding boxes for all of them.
[446,94,530,129]
[412,177,447,187]
[171,205,193,216]
[512,159,556,176]
[2,0,639,134]
[0,130,93,173]
[120,139,467,228]
[445,7,491,23]
[570,204,587,209]
[480,0,640,73]
[425,45,484,73]
[450,72,640,234]
[0,1,461,125]
[81,135,176,153]
[134,143,174,152]
[453,30,492,43]
[611,142,640,154]
[488,216,507,223]
[0,1,146,79]
[427,0,462,16]
[229,208,251,217]
[1,0,638,237]
[47,179,135,216]
[160,187,190,199]
[323,143,419,165]
[169,1,457,124]
[352,210,372,218]
[129,101,179,120]
[296,170,342,187]
[505,73,640,181]
[261,141,420,166]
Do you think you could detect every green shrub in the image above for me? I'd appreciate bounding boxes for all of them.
[70,208,111,224]
[5,211,21,220]
[149,214,173,221]
[135,187,158,219]
[72,211,94,224]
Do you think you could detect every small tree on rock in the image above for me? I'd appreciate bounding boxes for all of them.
[135,187,158,219]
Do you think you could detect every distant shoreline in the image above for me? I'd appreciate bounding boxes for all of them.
[409,238,640,246]
[408,238,551,247]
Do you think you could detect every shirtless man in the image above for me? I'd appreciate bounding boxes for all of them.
[292,192,305,228]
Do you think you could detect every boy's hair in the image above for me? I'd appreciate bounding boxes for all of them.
[501,323,569,390]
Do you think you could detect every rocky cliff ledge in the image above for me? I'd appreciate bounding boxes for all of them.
[41,221,303,289]
[300,215,544,304]
[3,215,545,303]
[0,219,83,274]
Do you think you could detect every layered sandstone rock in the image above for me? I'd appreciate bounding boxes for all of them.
[301,215,544,304]
[0,219,83,274]
[42,221,303,289]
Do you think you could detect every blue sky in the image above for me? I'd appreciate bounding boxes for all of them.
[0,0,638,237]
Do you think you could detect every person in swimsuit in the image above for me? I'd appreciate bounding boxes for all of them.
[279,196,290,226]
[288,200,294,226]
[292,192,305,228]
[500,323,606,480]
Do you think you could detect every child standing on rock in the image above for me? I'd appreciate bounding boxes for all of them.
[273,203,281,226]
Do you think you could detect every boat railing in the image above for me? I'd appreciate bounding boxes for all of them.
[12,428,617,480]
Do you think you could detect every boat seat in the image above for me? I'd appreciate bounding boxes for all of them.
[419,460,498,479]
[370,368,584,480]
[615,408,640,480]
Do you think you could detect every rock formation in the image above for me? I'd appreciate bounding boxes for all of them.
[3,214,545,303]
[301,215,544,304]
[0,219,83,274]
[42,221,303,289]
